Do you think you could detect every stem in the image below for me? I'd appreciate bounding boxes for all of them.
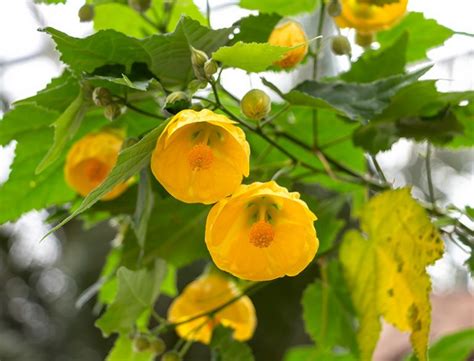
[206,0,211,28]
[425,143,436,208]
[117,97,166,120]
[140,13,161,31]
[261,103,291,127]
[371,155,388,184]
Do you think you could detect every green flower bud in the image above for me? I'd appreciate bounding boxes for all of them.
[204,59,219,79]
[150,338,166,355]
[240,89,271,120]
[133,335,150,352]
[128,0,151,12]
[191,103,204,111]
[327,0,342,17]
[187,79,208,93]
[161,351,182,361]
[331,35,352,56]
[190,47,209,81]
[164,91,191,114]
[355,32,374,48]
[92,87,113,107]
[104,103,122,121]
[78,4,94,22]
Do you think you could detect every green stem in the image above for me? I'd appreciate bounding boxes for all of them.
[371,155,388,184]
[261,103,291,127]
[425,143,436,209]
[312,1,326,147]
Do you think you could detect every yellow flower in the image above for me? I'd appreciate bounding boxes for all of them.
[167,273,256,344]
[150,109,250,204]
[65,131,129,200]
[205,181,319,281]
[335,0,408,35]
[268,20,309,69]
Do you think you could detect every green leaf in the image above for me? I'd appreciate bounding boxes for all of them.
[44,17,233,88]
[232,13,281,44]
[377,12,453,62]
[449,102,474,147]
[406,329,474,361]
[45,120,169,237]
[122,197,209,268]
[105,335,155,361]
[36,89,88,173]
[167,0,206,32]
[263,67,429,120]
[240,0,319,16]
[283,347,357,361]
[353,81,474,153]
[34,0,66,3]
[341,32,408,83]
[213,42,290,72]
[302,261,358,352]
[96,260,167,336]
[133,168,155,248]
[210,325,255,361]
[339,188,444,361]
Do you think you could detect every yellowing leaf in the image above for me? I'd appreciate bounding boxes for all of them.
[339,188,444,361]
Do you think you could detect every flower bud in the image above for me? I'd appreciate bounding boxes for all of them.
[78,4,94,22]
[150,338,166,355]
[92,87,113,107]
[104,103,122,121]
[128,0,151,12]
[327,0,342,17]
[191,103,204,111]
[133,335,150,352]
[355,32,374,47]
[190,47,209,81]
[164,91,191,114]
[331,35,352,56]
[240,89,271,120]
[204,59,218,79]
[161,351,182,361]
[188,79,208,93]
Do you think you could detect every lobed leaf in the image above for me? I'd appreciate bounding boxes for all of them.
[240,0,320,16]
[340,188,444,360]
[211,325,255,361]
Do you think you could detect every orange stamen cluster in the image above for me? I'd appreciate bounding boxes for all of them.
[188,143,214,170]
[249,220,275,248]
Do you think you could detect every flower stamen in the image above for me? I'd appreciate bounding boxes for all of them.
[249,220,275,248]
[188,143,214,170]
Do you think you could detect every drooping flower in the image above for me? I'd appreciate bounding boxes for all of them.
[167,272,257,344]
[268,20,309,69]
[64,131,129,200]
[335,0,408,36]
[205,181,319,281]
[150,109,250,204]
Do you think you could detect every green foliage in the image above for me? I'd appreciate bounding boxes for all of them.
[406,328,474,361]
[44,17,232,88]
[341,32,408,83]
[211,326,255,361]
[232,13,281,44]
[284,347,357,361]
[302,261,357,353]
[240,0,319,15]
[213,42,290,72]
[377,12,454,63]
[106,335,156,361]
[96,260,167,336]
[264,67,429,120]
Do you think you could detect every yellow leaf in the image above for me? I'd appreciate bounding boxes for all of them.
[340,188,444,361]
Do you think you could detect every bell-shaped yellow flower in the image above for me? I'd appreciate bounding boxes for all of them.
[268,20,309,69]
[167,273,257,344]
[150,109,250,204]
[64,131,129,200]
[205,181,319,281]
[335,0,408,35]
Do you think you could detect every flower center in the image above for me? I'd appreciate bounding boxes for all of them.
[249,220,275,248]
[188,143,214,170]
[84,159,108,184]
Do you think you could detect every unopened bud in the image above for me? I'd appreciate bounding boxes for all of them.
[331,35,351,56]
[161,351,182,361]
[190,47,209,81]
[128,0,151,12]
[240,89,271,120]
[92,87,113,107]
[327,0,342,17]
[164,91,191,114]
[104,103,122,121]
[204,59,218,79]
[150,338,166,355]
[188,79,208,93]
[133,335,150,352]
[355,32,374,47]
[78,4,94,22]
